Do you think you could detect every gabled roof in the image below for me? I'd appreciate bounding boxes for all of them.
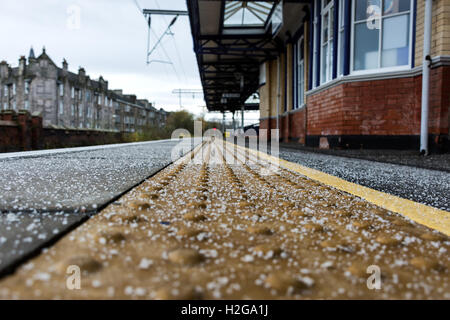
[36,48,58,68]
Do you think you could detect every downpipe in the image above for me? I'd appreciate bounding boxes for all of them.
[420,0,433,155]
[276,56,281,142]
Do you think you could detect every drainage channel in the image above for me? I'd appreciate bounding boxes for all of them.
[0,139,448,299]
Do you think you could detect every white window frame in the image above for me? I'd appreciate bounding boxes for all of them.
[24,100,29,110]
[59,101,64,115]
[59,84,64,97]
[71,87,75,99]
[312,5,319,88]
[350,0,414,75]
[296,36,306,108]
[337,0,345,77]
[320,0,334,84]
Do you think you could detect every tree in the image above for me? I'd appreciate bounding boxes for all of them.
[165,110,195,135]
[196,115,221,133]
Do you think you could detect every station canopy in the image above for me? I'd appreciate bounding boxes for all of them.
[187,0,310,113]
[187,0,280,112]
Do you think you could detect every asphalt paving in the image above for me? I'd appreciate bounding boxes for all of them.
[1,138,448,278]
[0,138,200,276]
[1,140,448,299]
[0,139,199,212]
[276,148,450,212]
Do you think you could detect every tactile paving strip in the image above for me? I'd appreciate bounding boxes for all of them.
[0,140,449,299]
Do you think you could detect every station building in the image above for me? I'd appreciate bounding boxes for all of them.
[188,0,450,151]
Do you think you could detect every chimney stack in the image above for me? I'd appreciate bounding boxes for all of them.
[0,61,9,79]
[19,56,26,76]
[78,67,86,82]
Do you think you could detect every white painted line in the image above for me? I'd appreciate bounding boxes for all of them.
[0,138,194,160]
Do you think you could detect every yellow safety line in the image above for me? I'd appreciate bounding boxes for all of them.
[227,141,450,236]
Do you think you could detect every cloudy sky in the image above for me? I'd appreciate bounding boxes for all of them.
[0,0,260,123]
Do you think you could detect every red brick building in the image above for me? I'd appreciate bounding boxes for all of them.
[188,0,450,152]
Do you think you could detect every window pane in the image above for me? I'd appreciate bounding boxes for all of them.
[330,7,334,39]
[299,62,304,106]
[354,22,379,70]
[355,0,380,21]
[322,43,328,82]
[381,14,410,67]
[329,39,334,79]
[300,39,304,60]
[383,0,410,15]
[339,30,345,75]
[323,12,329,42]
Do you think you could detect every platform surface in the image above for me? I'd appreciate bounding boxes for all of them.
[0,139,199,276]
[1,140,448,299]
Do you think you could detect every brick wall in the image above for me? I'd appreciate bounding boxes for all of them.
[307,77,421,136]
[259,117,279,140]
[282,113,289,142]
[0,110,40,152]
[262,108,307,143]
[0,110,126,153]
[289,108,307,144]
[42,128,123,150]
[0,120,20,152]
[307,84,345,135]
[428,64,450,135]
[305,65,449,150]
[261,65,449,151]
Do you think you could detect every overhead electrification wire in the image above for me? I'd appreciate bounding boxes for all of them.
[131,0,181,82]
[154,0,188,84]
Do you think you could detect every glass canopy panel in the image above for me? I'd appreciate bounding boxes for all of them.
[224,1,274,27]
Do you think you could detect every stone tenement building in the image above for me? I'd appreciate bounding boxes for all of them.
[0,48,167,132]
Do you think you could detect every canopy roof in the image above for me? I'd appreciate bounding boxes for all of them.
[187,0,309,113]
[224,1,274,27]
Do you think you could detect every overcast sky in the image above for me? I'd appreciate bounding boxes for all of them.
[0,0,259,123]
